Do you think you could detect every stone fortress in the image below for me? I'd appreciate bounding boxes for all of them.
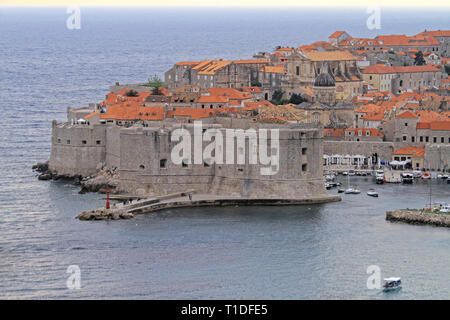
[48,106,335,203]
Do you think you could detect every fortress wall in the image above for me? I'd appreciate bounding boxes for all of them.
[118,126,216,195]
[425,144,450,171]
[118,123,327,198]
[49,122,106,176]
[105,126,121,169]
[323,141,395,161]
[209,127,326,199]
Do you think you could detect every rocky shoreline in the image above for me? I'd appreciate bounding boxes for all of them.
[386,209,450,228]
[32,161,121,194]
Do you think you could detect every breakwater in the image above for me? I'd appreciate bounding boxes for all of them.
[77,194,341,221]
[386,209,450,228]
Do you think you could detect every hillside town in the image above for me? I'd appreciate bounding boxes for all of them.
[45,29,450,200]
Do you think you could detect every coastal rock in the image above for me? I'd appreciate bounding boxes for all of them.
[38,173,52,180]
[76,208,135,221]
[32,161,49,173]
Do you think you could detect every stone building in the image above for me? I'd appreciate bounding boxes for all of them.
[417,30,450,58]
[294,66,355,128]
[164,59,268,89]
[362,65,442,93]
[48,108,332,200]
[284,50,363,100]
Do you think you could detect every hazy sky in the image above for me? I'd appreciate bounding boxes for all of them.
[1,0,449,7]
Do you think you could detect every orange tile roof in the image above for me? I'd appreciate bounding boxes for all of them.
[393,146,425,157]
[84,111,99,119]
[363,112,384,121]
[323,128,345,137]
[261,65,285,74]
[207,88,252,100]
[100,106,165,121]
[416,122,430,129]
[419,30,450,37]
[417,110,440,121]
[166,107,215,120]
[305,51,355,61]
[175,61,201,66]
[429,120,450,131]
[329,31,345,39]
[363,64,440,74]
[197,95,228,103]
[397,110,418,119]
[376,34,439,46]
[355,103,381,113]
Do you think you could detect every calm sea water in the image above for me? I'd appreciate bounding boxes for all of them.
[0,7,450,299]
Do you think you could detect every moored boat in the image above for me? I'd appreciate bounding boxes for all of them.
[367,189,378,197]
[422,173,431,179]
[383,277,402,291]
[401,172,414,184]
[344,187,360,194]
[375,169,385,184]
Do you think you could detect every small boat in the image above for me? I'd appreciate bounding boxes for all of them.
[367,189,378,197]
[383,277,402,291]
[440,204,450,213]
[422,173,431,179]
[348,170,356,176]
[342,171,348,176]
[337,188,345,193]
[375,169,385,184]
[328,182,338,188]
[344,187,360,194]
[325,183,332,190]
[401,173,414,184]
[412,170,422,178]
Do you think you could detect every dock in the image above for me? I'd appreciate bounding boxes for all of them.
[386,209,450,228]
[77,192,341,221]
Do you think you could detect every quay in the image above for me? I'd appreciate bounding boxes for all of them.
[386,209,450,228]
[77,192,341,221]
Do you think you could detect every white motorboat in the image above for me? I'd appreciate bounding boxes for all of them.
[342,171,348,176]
[367,189,378,197]
[375,169,385,184]
[344,173,360,194]
[344,187,361,194]
[401,172,414,184]
[348,170,356,176]
[440,204,450,213]
[383,277,402,291]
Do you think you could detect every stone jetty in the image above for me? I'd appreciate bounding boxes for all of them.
[77,191,341,221]
[386,209,450,228]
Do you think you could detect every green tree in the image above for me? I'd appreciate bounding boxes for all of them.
[147,74,164,95]
[125,89,138,97]
[445,64,450,75]
[289,93,306,105]
[271,90,284,104]
[414,51,426,66]
[251,79,262,87]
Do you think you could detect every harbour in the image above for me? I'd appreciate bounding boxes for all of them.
[1,6,450,300]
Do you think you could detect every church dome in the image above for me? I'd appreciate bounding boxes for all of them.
[314,72,335,87]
